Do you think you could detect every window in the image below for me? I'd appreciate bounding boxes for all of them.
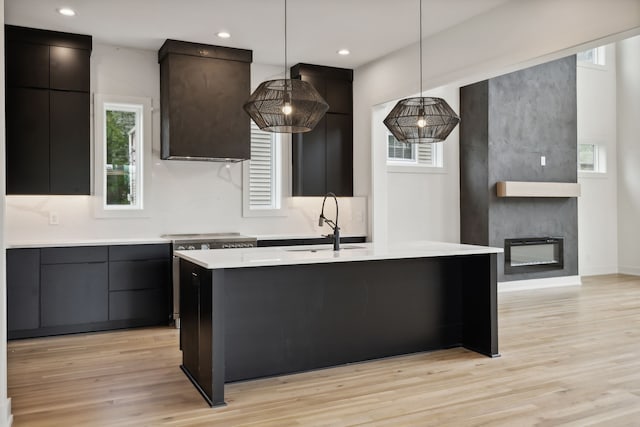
[387,133,442,169]
[577,46,606,66]
[94,94,151,217]
[578,142,606,173]
[388,135,415,162]
[243,122,283,216]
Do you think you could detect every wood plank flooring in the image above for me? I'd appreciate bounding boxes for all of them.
[7,274,640,426]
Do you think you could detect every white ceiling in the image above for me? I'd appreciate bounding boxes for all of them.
[5,0,511,69]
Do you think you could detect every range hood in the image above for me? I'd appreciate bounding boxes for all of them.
[158,40,253,162]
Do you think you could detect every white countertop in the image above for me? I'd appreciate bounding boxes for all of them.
[253,233,366,240]
[6,234,367,249]
[175,240,503,269]
[6,237,170,249]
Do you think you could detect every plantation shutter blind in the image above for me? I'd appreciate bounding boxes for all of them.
[417,144,434,165]
[249,122,275,208]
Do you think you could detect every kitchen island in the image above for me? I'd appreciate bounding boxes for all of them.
[176,241,502,407]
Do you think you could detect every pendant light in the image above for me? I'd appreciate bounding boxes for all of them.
[383,0,460,143]
[243,0,329,133]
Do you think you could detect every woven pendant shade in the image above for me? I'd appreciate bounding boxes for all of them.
[244,79,329,133]
[383,97,460,143]
[383,0,460,143]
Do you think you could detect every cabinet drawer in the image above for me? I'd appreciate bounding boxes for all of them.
[41,262,108,327]
[109,259,170,291]
[109,289,167,321]
[109,244,171,261]
[41,246,108,264]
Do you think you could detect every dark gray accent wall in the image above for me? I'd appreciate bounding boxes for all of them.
[460,56,578,282]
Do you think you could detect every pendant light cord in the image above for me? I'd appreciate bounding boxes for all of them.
[284,0,288,79]
[419,0,422,97]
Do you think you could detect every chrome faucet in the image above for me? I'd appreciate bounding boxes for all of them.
[319,192,340,251]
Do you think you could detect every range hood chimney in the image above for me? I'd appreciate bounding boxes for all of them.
[158,40,253,162]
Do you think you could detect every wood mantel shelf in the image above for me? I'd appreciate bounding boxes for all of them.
[496,181,581,198]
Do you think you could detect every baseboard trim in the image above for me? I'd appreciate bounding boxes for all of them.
[499,275,582,292]
[0,398,13,427]
[618,266,640,276]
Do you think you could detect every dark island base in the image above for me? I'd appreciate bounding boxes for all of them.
[180,253,498,407]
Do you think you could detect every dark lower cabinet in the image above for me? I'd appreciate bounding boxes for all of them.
[179,260,216,401]
[40,262,109,327]
[7,243,171,339]
[108,244,171,325]
[180,260,201,384]
[7,249,40,331]
[109,289,166,321]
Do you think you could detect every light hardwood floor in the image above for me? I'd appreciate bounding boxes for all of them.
[7,274,640,426]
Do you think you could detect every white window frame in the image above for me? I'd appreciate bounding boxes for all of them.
[578,141,607,176]
[577,46,607,69]
[242,123,287,217]
[93,94,152,218]
[386,132,445,174]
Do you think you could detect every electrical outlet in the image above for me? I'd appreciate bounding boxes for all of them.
[540,156,546,166]
[49,211,59,225]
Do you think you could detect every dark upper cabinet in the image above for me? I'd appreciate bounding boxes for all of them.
[290,63,353,196]
[158,40,252,161]
[293,116,327,196]
[6,87,50,194]
[50,46,90,91]
[5,40,49,88]
[4,25,92,195]
[326,114,354,196]
[50,91,90,194]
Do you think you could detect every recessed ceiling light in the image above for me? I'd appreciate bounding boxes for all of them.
[217,31,231,39]
[337,49,350,56]
[57,7,76,17]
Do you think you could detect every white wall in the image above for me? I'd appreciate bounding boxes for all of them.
[617,35,640,275]
[354,0,640,242]
[374,86,460,244]
[0,1,12,424]
[4,44,367,244]
[577,44,619,276]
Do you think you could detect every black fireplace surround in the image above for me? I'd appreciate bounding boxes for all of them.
[504,237,564,274]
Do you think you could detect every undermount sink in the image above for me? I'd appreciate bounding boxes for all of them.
[286,246,365,253]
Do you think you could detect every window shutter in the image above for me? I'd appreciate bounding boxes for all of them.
[417,144,433,165]
[249,123,275,208]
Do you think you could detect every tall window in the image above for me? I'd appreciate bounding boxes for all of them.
[387,133,441,168]
[94,94,151,217]
[243,122,282,215]
[104,105,142,208]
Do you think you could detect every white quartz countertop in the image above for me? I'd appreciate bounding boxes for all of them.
[6,234,367,249]
[175,240,503,270]
[6,237,170,249]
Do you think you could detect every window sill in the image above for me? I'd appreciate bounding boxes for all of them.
[387,164,448,175]
[578,171,610,180]
[577,62,609,71]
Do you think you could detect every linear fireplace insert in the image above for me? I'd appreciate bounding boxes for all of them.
[504,237,564,274]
